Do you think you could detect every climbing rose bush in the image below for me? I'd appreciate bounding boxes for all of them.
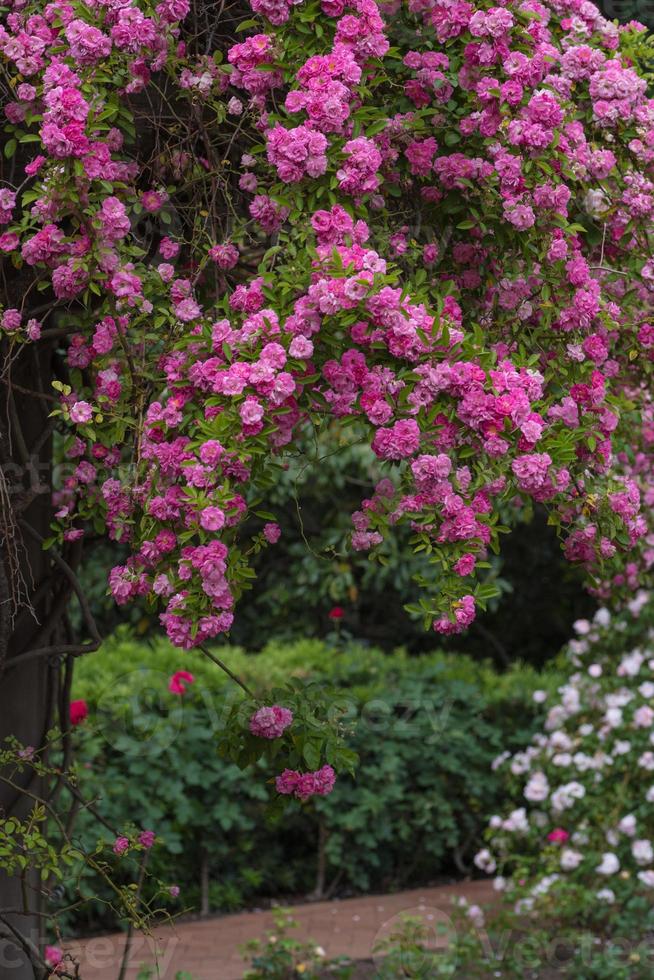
[4,0,654,784]
[473,593,654,944]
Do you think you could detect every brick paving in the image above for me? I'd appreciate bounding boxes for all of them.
[65,880,496,980]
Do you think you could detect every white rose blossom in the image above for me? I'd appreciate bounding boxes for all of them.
[474,848,496,874]
[524,772,550,802]
[632,839,654,866]
[560,849,583,870]
[596,853,620,876]
[618,814,637,837]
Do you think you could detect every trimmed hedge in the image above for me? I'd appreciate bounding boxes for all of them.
[66,632,561,932]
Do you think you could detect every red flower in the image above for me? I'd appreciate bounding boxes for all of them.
[328,606,344,620]
[547,827,570,844]
[168,670,195,694]
[70,699,88,726]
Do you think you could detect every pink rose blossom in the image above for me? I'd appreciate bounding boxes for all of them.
[275,764,336,800]
[263,522,281,543]
[250,705,293,739]
[45,946,64,970]
[138,830,156,848]
[70,401,93,424]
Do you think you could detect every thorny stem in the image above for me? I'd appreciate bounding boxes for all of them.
[117,849,149,980]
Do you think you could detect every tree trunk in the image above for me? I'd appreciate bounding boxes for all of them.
[312,819,328,900]
[0,342,56,979]
[200,846,210,918]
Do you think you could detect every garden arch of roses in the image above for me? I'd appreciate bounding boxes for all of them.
[2,0,654,790]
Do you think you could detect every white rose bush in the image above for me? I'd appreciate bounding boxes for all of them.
[443,596,654,978]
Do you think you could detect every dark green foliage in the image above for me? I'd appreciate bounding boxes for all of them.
[599,0,654,30]
[63,634,560,934]
[314,657,542,893]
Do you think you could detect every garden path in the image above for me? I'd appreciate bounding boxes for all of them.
[65,879,496,979]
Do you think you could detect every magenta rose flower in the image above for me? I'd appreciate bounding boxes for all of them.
[249,705,293,739]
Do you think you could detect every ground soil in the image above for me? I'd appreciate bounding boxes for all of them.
[65,879,497,979]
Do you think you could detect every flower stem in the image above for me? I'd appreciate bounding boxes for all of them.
[198,643,256,699]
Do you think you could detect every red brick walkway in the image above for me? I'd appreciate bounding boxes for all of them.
[64,880,495,979]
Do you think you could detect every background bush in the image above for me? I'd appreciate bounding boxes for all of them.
[63,632,561,933]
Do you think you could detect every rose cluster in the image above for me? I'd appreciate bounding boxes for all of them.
[3,0,654,797]
[474,595,654,919]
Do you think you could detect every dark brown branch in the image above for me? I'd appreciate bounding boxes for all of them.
[0,556,11,678]
[0,915,50,980]
[5,643,99,672]
[0,379,58,404]
[17,523,101,647]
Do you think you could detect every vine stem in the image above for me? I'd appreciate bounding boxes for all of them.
[117,850,149,980]
[198,644,256,699]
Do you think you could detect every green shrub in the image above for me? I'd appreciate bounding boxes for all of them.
[241,908,354,979]
[372,914,441,979]
[65,631,560,934]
